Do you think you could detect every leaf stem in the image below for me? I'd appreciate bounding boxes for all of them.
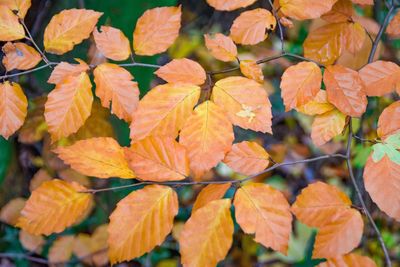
[20,19,51,65]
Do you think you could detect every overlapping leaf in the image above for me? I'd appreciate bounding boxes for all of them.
[321,0,353,23]
[1,0,31,18]
[192,183,231,212]
[0,7,25,41]
[359,61,400,96]
[296,90,335,115]
[155,58,206,85]
[318,253,377,267]
[204,33,237,62]
[311,109,346,146]
[49,236,75,263]
[206,0,257,11]
[377,101,400,140]
[93,26,131,61]
[47,58,89,84]
[19,230,44,254]
[0,197,26,225]
[2,42,41,71]
[279,0,338,20]
[239,60,264,83]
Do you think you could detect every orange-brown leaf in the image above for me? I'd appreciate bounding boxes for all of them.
[386,10,400,38]
[108,185,178,264]
[239,60,264,83]
[321,0,353,23]
[94,63,139,122]
[49,235,75,263]
[223,141,269,175]
[192,183,231,212]
[179,199,233,267]
[204,33,237,62]
[155,58,206,85]
[311,109,346,146]
[296,90,335,116]
[19,230,44,253]
[230,8,276,45]
[133,6,181,56]
[0,7,25,41]
[0,197,26,225]
[318,253,377,267]
[2,42,41,71]
[55,137,135,179]
[125,135,189,182]
[377,101,400,140]
[93,26,131,61]
[324,65,367,117]
[234,183,292,254]
[206,0,257,11]
[212,76,272,133]
[343,22,366,54]
[47,58,89,84]
[279,0,338,20]
[1,0,31,18]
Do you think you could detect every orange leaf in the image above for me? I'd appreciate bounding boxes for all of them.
[324,65,367,117]
[359,60,400,96]
[125,135,189,182]
[0,81,28,139]
[280,61,322,111]
[212,76,272,133]
[49,235,75,263]
[130,83,200,141]
[311,109,346,146]
[296,90,335,116]
[377,101,400,140]
[230,8,276,45]
[192,183,231,212]
[206,0,257,11]
[16,179,93,235]
[239,60,264,83]
[155,58,206,85]
[133,6,181,56]
[0,7,25,41]
[386,10,400,38]
[0,197,26,225]
[364,155,400,221]
[318,253,377,267]
[44,9,102,54]
[179,101,234,178]
[321,0,353,23]
[108,185,178,264]
[204,33,237,62]
[19,230,44,254]
[342,22,366,54]
[93,26,131,61]
[351,0,373,4]
[234,183,292,254]
[94,63,139,122]
[223,141,269,175]
[179,199,233,267]
[55,137,135,179]
[2,42,41,71]
[47,58,89,84]
[1,0,31,18]
[279,0,338,20]
[44,72,93,141]
[292,182,363,259]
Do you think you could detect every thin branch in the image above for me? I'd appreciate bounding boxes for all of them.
[0,253,49,264]
[0,62,58,80]
[118,62,162,69]
[20,19,51,65]
[265,0,285,52]
[352,134,379,144]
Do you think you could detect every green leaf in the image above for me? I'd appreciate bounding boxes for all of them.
[385,133,400,149]
[372,143,400,164]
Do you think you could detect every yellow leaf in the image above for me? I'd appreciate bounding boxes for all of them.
[2,42,41,71]
[0,197,26,225]
[280,61,322,111]
[49,235,75,264]
[296,90,335,116]
[234,183,292,254]
[377,101,400,140]
[386,10,400,38]
[204,33,237,62]
[212,76,272,133]
[0,81,28,139]
[206,0,257,11]
[44,9,102,54]
[55,137,135,179]
[125,135,189,182]
[130,83,200,141]
[239,60,264,83]
[16,179,93,235]
[318,253,377,267]
[44,72,93,141]
[192,183,231,212]
[179,199,233,267]
[280,0,338,20]
[47,58,89,85]
[108,185,178,264]
[230,8,276,45]
[223,141,269,175]
[0,0,31,18]
[311,109,346,146]
[155,58,206,85]
[0,7,25,41]
[94,63,139,122]
[133,6,181,56]
[19,230,44,254]
[179,101,234,178]
[93,26,131,61]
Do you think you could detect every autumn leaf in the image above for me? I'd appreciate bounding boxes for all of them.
[318,253,377,267]
[239,60,264,83]
[279,0,338,20]
[377,101,400,140]
[323,65,367,117]
[93,26,131,61]
[192,183,231,212]
[0,197,26,225]
[108,185,178,264]
[0,7,25,41]
[47,58,89,84]
[343,22,366,54]
[223,141,269,175]
[179,101,234,178]
[2,42,41,71]
[1,0,31,18]
[0,81,28,139]
[321,0,353,23]
[280,61,322,111]
[311,109,346,146]
[206,0,257,11]
[55,137,135,179]
[44,9,102,54]
[230,8,276,45]
[16,179,93,235]
[155,58,206,85]
[19,230,44,254]
[180,199,233,267]
[94,63,139,122]
[133,6,181,56]
[44,72,93,141]
[296,90,335,116]
[124,135,189,182]
[204,33,237,62]
[386,10,400,38]
[351,0,373,4]
[212,76,272,133]
[130,83,200,141]
[364,155,400,221]
[234,183,292,254]
[49,235,75,263]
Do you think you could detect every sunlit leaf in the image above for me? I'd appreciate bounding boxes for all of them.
[93,26,131,61]
[155,58,206,85]
[2,42,41,71]
[0,7,25,41]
